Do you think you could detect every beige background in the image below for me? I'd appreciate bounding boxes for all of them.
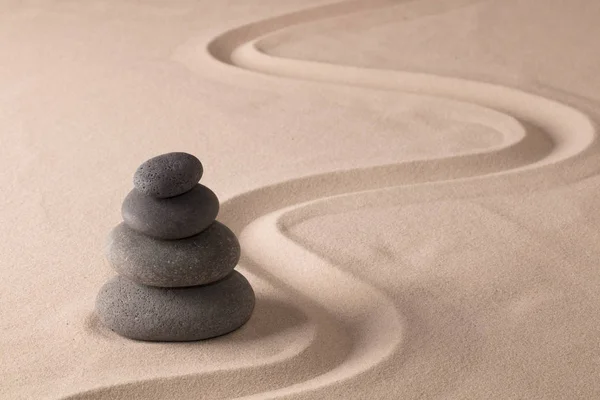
[1,0,599,398]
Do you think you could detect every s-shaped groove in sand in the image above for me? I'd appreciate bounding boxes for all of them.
[72,0,600,399]
[202,1,598,399]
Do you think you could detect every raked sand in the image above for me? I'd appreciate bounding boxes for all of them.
[1,0,600,399]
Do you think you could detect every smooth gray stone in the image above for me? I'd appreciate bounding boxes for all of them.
[95,271,255,342]
[122,183,219,239]
[106,221,240,287]
[133,152,203,198]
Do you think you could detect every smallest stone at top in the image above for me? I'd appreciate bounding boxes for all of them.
[133,152,203,198]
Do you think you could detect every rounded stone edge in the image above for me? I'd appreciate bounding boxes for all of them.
[133,152,204,199]
[95,272,256,342]
[105,221,241,287]
[121,183,220,240]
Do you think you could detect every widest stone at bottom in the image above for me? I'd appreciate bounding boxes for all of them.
[95,271,255,341]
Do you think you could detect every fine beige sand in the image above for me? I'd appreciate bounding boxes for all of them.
[2,0,600,399]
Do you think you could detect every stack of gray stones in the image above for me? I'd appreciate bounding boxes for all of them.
[96,152,255,341]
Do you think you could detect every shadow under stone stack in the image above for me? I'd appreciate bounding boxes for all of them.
[96,152,255,341]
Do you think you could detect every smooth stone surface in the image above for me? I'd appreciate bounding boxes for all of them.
[133,152,203,198]
[122,183,219,239]
[106,221,241,287]
[95,271,255,342]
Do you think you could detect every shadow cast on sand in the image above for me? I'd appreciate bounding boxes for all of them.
[84,297,309,344]
[67,297,340,400]
[231,297,309,342]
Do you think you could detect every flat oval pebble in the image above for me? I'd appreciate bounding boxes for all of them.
[133,152,203,198]
[122,183,219,239]
[95,271,255,341]
[106,221,240,287]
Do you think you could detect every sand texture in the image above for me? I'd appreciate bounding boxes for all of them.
[1,0,600,398]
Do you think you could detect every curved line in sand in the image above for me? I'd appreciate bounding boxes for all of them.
[211,1,599,398]
[71,0,600,398]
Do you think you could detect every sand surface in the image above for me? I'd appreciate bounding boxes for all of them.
[1,0,600,398]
